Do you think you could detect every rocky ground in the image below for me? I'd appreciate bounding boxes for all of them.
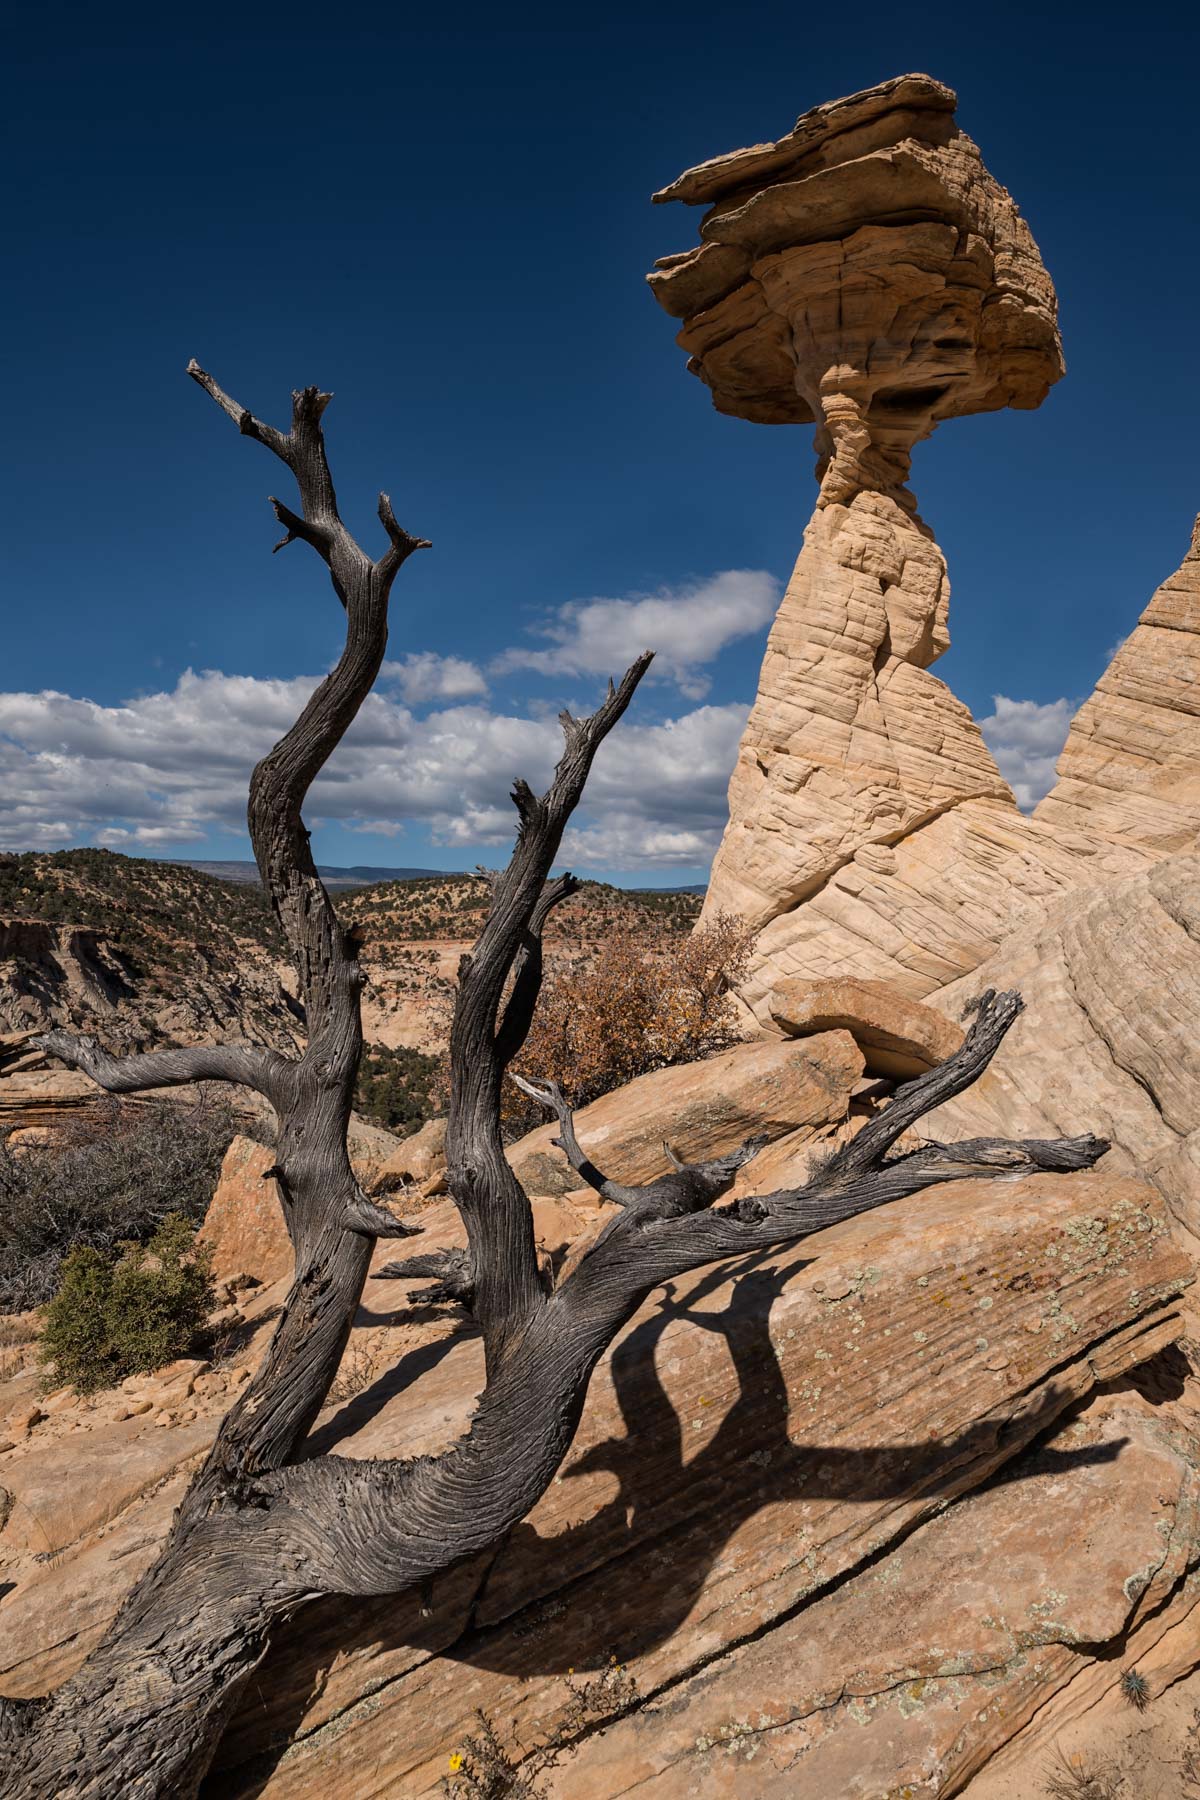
[3,1015,1199,1797]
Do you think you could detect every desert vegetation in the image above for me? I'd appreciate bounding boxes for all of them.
[504,909,754,1136]
[0,1095,241,1311]
[38,1215,215,1396]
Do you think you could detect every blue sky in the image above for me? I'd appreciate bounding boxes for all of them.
[4,2,1198,882]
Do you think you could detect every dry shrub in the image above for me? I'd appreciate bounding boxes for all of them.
[0,1093,243,1311]
[442,1664,639,1798]
[504,912,754,1139]
[1043,1747,1124,1800]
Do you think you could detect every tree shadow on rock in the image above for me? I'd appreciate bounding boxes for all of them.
[205,1245,1125,1796]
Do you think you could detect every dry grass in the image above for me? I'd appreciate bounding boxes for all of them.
[1044,1747,1124,1799]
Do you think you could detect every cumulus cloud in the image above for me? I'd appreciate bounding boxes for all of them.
[493,570,780,700]
[380,652,488,703]
[978,694,1077,810]
[0,671,745,869]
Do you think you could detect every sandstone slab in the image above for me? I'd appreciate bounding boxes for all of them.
[504,1032,863,1199]
[769,974,963,1077]
[202,1169,1190,1796]
[551,1391,1200,1798]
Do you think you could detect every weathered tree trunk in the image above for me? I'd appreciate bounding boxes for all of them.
[0,370,1109,1799]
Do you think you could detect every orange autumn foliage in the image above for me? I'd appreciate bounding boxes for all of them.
[504,911,755,1138]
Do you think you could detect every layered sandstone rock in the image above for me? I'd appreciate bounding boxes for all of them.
[649,77,1125,1019]
[925,849,1200,1259]
[201,1169,1188,1795]
[553,1390,1200,1799]
[649,72,1061,473]
[4,1130,1193,1796]
[1035,514,1200,856]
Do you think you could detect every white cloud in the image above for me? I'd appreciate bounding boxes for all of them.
[493,570,780,700]
[0,672,745,870]
[380,652,488,703]
[978,694,1077,810]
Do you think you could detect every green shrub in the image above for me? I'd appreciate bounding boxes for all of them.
[354,1042,442,1134]
[38,1215,215,1394]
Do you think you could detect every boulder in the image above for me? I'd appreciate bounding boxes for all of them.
[505,1031,864,1199]
[346,1110,406,1182]
[370,1116,447,1193]
[197,1134,292,1287]
[769,975,963,1077]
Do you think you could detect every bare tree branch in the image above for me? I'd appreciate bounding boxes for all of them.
[376,1246,475,1307]
[493,873,580,1068]
[187,360,429,1033]
[511,1074,767,1215]
[342,1194,423,1239]
[32,1031,285,1100]
[446,652,654,1368]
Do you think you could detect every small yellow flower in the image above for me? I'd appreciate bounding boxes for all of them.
[448,1752,464,1773]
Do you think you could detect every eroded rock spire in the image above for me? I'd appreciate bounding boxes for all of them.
[650,75,1094,1019]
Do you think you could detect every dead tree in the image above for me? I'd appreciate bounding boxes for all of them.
[0,371,1108,1798]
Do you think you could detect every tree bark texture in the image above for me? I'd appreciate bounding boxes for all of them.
[0,372,1110,1799]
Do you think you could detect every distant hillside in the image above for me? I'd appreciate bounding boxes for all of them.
[342,873,700,949]
[0,852,703,1060]
[0,848,294,1052]
[168,859,706,896]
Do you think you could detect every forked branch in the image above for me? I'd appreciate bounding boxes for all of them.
[445,652,654,1363]
[187,360,429,1031]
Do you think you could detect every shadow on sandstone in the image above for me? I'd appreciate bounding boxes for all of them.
[204,1250,1126,1796]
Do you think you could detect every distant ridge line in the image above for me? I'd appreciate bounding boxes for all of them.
[167,859,445,888]
[163,858,707,896]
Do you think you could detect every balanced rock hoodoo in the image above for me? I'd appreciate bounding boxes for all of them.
[650,74,1141,1020]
